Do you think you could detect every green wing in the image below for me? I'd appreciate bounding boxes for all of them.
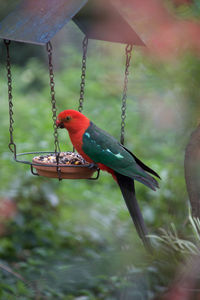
[82,122,156,184]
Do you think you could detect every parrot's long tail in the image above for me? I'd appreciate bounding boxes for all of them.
[115,172,152,252]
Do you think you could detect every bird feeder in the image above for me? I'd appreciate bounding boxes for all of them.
[0,0,145,180]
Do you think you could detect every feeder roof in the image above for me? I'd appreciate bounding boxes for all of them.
[0,0,145,46]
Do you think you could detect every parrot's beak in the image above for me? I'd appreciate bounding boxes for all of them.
[56,120,64,129]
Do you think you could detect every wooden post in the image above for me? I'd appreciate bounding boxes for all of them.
[185,124,200,218]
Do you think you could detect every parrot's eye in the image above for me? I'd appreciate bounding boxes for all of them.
[65,116,71,121]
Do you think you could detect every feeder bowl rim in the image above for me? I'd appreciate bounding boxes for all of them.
[13,151,99,170]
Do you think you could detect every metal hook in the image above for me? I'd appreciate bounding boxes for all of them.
[88,168,100,180]
[9,143,16,159]
[31,164,39,176]
[46,41,53,52]
[4,39,11,45]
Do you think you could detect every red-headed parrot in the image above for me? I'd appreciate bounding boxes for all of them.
[56,109,160,250]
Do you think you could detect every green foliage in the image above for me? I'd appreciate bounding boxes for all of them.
[150,216,200,256]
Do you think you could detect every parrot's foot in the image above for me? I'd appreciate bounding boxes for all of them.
[88,163,98,169]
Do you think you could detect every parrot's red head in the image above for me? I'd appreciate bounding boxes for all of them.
[56,110,90,134]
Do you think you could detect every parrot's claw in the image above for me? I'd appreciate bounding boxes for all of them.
[88,163,98,169]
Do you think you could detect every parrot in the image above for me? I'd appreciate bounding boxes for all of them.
[56,109,160,250]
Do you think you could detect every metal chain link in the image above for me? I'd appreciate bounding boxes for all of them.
[78,36,88,113]
[120,44,133,145]
[4,39,16,157]
[46,41,60,154]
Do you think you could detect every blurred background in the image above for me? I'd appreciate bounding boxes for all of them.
[0,0,200,299]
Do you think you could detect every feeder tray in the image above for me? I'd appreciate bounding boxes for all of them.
[13,151,99,180]
[32,151,97,179]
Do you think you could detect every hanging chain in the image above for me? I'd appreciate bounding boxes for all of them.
[46,41,60,154]
[120,44,133,145]
[4,40,16,157]
[78,36,88,113]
